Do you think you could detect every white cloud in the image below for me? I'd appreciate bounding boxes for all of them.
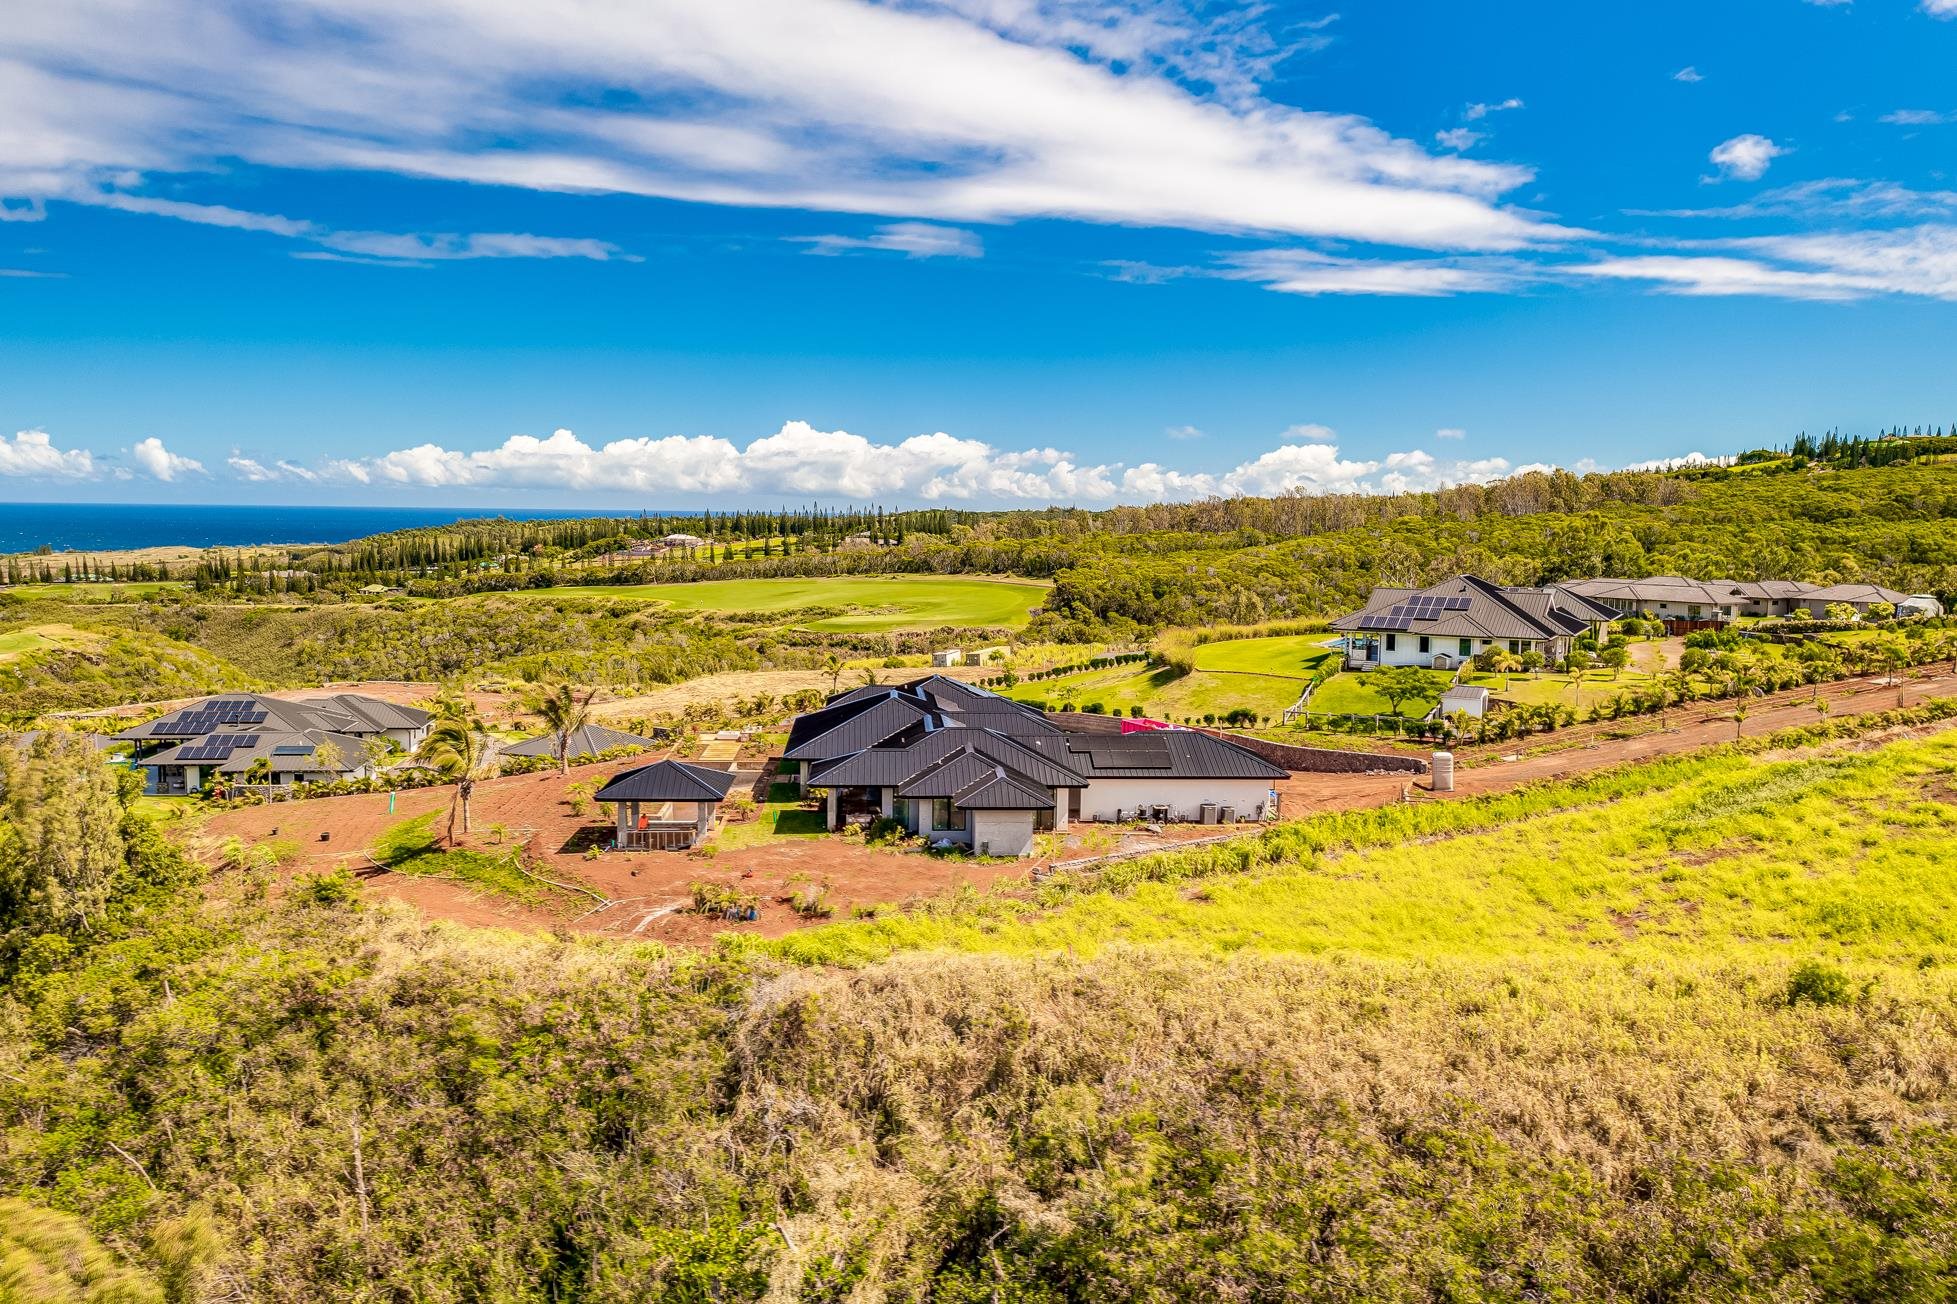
[0,428,95,478]
[1280,423,1337,442]
[1575,225,1957,302]
[795,222,983,258]
[1631,178,1957,221]
[1221,247,1522,296]
[0,0,1569,254]
[1673,66,1704,83]
[1880,109,1955,126]
[130,435,205,480]
[1922,0,1957,15]
[292,419,1544,504]
[1435,128,1481,152]
[1435,426,1466,440]
[227,453,274,481]
[1708,134,1784,181]
[1464,98,1524,121]
[1164,424,1204,440]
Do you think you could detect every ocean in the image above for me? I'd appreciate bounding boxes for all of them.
[0,502,634,553]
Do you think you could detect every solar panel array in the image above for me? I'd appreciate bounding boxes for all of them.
[155,698,269,736]
[1068,735,1172,769]
[271,744,313,756]
[1371,594,1472,631]
[174,734,253,762]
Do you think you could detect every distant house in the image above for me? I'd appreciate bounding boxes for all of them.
[1726,580,1819,618]
[781,676,1285,855]
[1331,575,1614,672]
[498,723,666,761]
[1562,576,1757,622]
[595,759,736,851]
[1798,582,1912,618]
[661,533,707,548]
[1901,594,1946,618]
[930,649,964,667]
[113,693,431,795]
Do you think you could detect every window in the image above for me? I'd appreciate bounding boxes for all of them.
[931,798,967,831]
[1418,635,1430,654]
[1508,639,1521,654]
[1459,638,1473,657]
[1385,634,1397,652]
[1688,606,1701,619]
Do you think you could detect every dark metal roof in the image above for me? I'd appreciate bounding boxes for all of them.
[499,724,664,759]
[782,695,932,761]
[893,751,1002,798]
[595,760,737,804]
[953,771,1057,810]
[1035,730,1287,780]
[113,692,424,743]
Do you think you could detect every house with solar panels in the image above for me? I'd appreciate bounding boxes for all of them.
[113,693,432,795]
[1331,575,1616,672]
[779,675,1286,855]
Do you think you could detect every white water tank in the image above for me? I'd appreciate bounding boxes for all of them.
[1430,751,1455,792]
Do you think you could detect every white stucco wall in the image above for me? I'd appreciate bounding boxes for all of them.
[970,809,1038,857]
[1077,778,1275,824]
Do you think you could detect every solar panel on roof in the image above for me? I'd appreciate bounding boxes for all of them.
[271,744,311,756]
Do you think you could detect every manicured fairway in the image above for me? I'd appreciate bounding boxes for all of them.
[1000,635,1338,721]
[1189,635,1337,677]
[1,582,188,601]
[531,576,1050,631]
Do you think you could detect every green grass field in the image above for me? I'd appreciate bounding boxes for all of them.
[1305,667,1454,717]
[1002,635,1338,721]
[1,581,187,601]
[520,576,1049,631]
[712,782,830,850]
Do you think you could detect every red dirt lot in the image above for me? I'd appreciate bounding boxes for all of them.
[189,666,1957,947]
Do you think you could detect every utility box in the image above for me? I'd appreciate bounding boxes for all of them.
[1431,751,1455,792]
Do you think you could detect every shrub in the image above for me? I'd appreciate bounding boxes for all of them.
[295,867,361,907]
[1786,961,1854,1007]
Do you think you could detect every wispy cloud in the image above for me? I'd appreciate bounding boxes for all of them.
[1164,424,1204,440]
[1435,427,1466,440]
[793,222,983,258]
[1630,178,1957,221]
[1464,97,1524,121]
[1221,248,1525,296]
[1881,109,1956,126]
[1572,225,1957,302]
[1673,66,1704,83]
[0,0,1566,255]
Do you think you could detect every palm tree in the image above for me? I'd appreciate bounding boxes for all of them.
[418,701,499,843]
[532,680,598,776]
[823,654,844,695]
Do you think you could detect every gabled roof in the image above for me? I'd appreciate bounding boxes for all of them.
[1331,575,1589,643]
[1033,729,1287,781]
[953,770,1058,811]
[1804,582,1909,604]
[595,760,737,804]
[1563,576,1747,608]
[782,694,934,762]
[140,728,367,774]
[113,692,426,743]
[499,723,664,759]
[813,726,1085,790]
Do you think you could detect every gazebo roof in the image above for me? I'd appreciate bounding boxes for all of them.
[594,759,737,804]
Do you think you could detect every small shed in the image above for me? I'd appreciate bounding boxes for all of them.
[595,759,738,851]
[931,649,964,667]
[1436,684,1491,719]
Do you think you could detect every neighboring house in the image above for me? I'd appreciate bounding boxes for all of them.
[1798,582,1912,618]
[595,759,736,851]
[1563,576,1757,622]
[113,693,432,795]
[1331,575,1614,672]
[661,533,707,548]
[781,676,1286,855]
[1901,594,1946,618]
[1726,580,1819,618]
[498,723,666,761]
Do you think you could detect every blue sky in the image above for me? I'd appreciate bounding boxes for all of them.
[3,0,1955,508]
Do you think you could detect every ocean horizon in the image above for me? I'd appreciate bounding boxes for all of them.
[0,502,660,554]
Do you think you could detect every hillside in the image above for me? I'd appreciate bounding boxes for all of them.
[9,710,1957,1298]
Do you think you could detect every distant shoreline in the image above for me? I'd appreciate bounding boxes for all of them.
[0,502,627,554]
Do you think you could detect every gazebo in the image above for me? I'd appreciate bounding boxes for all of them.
[594,759,738,851]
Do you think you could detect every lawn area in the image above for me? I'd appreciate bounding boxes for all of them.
[0,623,99,662]
[1478,667,1660,710]
[1305,668,1453,718]
[523,576,1049,631]
[1000,635,1338,722]
[712,781,830,850]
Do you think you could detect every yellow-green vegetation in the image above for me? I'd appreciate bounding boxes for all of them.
[369,811,544,902]
[19,715,1957,1298]
[519,575,1049,631]
[0,622,254,716]
[0,581,189,601]
[1475,665,1661,709]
